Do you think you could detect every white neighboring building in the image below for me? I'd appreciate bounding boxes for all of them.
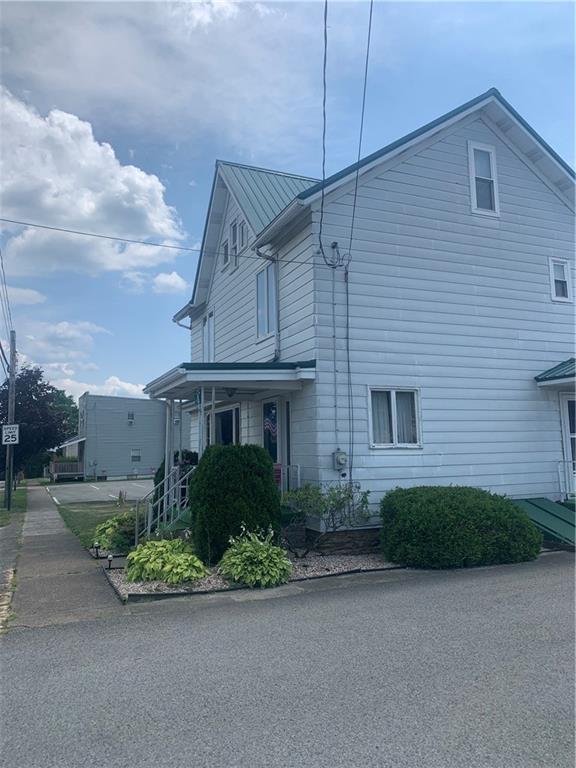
[56,393,191,481]
[145,89,575,504]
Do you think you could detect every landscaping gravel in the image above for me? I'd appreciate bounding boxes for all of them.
[108,552,398,599]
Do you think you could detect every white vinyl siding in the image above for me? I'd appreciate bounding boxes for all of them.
[549,257,572,302]
[311,115,573,499]
[256,262,277,338]
[369,388,420,447]
[468,140,500,216]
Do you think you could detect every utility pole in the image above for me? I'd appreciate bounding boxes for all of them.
[4,330,16,510]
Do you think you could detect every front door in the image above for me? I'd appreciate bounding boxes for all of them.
[560,394,575,496]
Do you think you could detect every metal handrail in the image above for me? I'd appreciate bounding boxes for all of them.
[135,466,196,544]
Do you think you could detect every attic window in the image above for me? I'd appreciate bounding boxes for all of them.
[230,221,239,267]
[468,141,500,216]
[222,241,229,267]
[239,221,246,249]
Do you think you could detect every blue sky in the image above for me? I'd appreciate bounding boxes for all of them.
[0,1,573,398]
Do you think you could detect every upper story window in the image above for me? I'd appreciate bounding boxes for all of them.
[230,221,238,266]
[369,388,420,448]
[256,262,277,338]
[222,241,229,268]
[549,258,572,302]
[239,221,247,250]
[202,311,215,361]
[127,411,135,423]
[468,141,500,216]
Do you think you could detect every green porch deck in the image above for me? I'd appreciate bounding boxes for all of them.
[514,498,575,546]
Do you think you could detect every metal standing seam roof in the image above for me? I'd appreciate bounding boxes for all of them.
[534,358,575,383]
[217,161,317,234]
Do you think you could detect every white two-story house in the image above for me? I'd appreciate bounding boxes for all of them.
[145,88,575,506]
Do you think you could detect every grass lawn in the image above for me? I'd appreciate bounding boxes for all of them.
[58,502,126,548]
[0,486,27,527]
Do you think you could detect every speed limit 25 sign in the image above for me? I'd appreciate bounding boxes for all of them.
[2,425,19,445]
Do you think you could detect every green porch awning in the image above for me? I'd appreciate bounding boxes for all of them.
[535,358,575,386]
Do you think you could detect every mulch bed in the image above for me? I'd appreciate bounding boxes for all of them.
[104,552,401,603]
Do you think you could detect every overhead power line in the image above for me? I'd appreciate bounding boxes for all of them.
[0,217,328,268]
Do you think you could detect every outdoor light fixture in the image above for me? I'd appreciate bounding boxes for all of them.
[94,541,100,558]
[107,554,113,570]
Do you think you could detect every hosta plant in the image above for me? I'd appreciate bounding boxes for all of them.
[126,539,207,585]
[219,528,292,588]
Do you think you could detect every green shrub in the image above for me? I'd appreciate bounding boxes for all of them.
[219,528,292,588]
[380,485,542,569]
[94,510,136,554]
[190,444,281,565]
[126,539,207,585]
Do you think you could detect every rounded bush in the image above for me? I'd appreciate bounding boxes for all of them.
[94,510,136,554]
[219,529,292,588]
[190,444,281,565]
[380,485,542,568]
[126,539,207,585]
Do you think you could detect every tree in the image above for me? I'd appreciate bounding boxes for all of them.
[0,367,78,476]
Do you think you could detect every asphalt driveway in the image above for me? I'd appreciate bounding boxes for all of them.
[46,478,154,505]
[0,552,573,768]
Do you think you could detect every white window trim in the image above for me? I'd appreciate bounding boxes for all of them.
[548,257,572,303]
[368,386,422,449]
[255,262,277,339]
[467,140,500,217]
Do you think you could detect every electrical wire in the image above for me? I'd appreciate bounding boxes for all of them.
[0,217,327,268]
[0,248,13,343]
[345,0,374,482]
[317,0,335,269]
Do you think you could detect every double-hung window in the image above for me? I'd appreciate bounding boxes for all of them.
[131,448,141,463]
[239,221,246,250]
[370,388,420,447]
[202,311,215,361]
[256,262,277,338]
[222,241,229,268]
[549,258,572,302]
[468,141,500,215]
[230,221,238,266]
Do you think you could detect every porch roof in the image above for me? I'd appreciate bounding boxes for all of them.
[144,360,316,400]
[535,358,575,387]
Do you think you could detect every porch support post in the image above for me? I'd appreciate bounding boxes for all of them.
[199,387,205,456]
[164,399,174,523]
[211,386,216,444]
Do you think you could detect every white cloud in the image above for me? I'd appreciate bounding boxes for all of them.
[0,2,359,160]
[6,285,46,305]
[52,375,145,401]
[22,320,110,364]
[152,271,189,294]
[0,87,185,276]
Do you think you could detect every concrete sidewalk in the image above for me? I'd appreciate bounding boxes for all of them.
[11,487,123,628]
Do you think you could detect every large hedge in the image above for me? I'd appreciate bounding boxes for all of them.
[380,485,542,569]
[190,444,281,565]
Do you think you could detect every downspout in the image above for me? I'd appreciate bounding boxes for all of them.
[274,254,280,361]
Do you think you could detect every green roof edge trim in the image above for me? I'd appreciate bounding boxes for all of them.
[179,360,316,371]
[534,358,575,382]
[297,88,575,202]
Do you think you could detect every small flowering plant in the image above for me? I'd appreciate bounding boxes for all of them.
[219,527,293,589]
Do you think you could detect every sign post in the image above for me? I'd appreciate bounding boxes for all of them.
[3,330,16,510]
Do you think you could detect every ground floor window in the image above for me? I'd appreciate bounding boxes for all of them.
[369,388,420,447]
[205,406,240,446]
[131,448,141,462]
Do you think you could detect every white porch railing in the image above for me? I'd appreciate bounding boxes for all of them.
[134,465,196,544]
